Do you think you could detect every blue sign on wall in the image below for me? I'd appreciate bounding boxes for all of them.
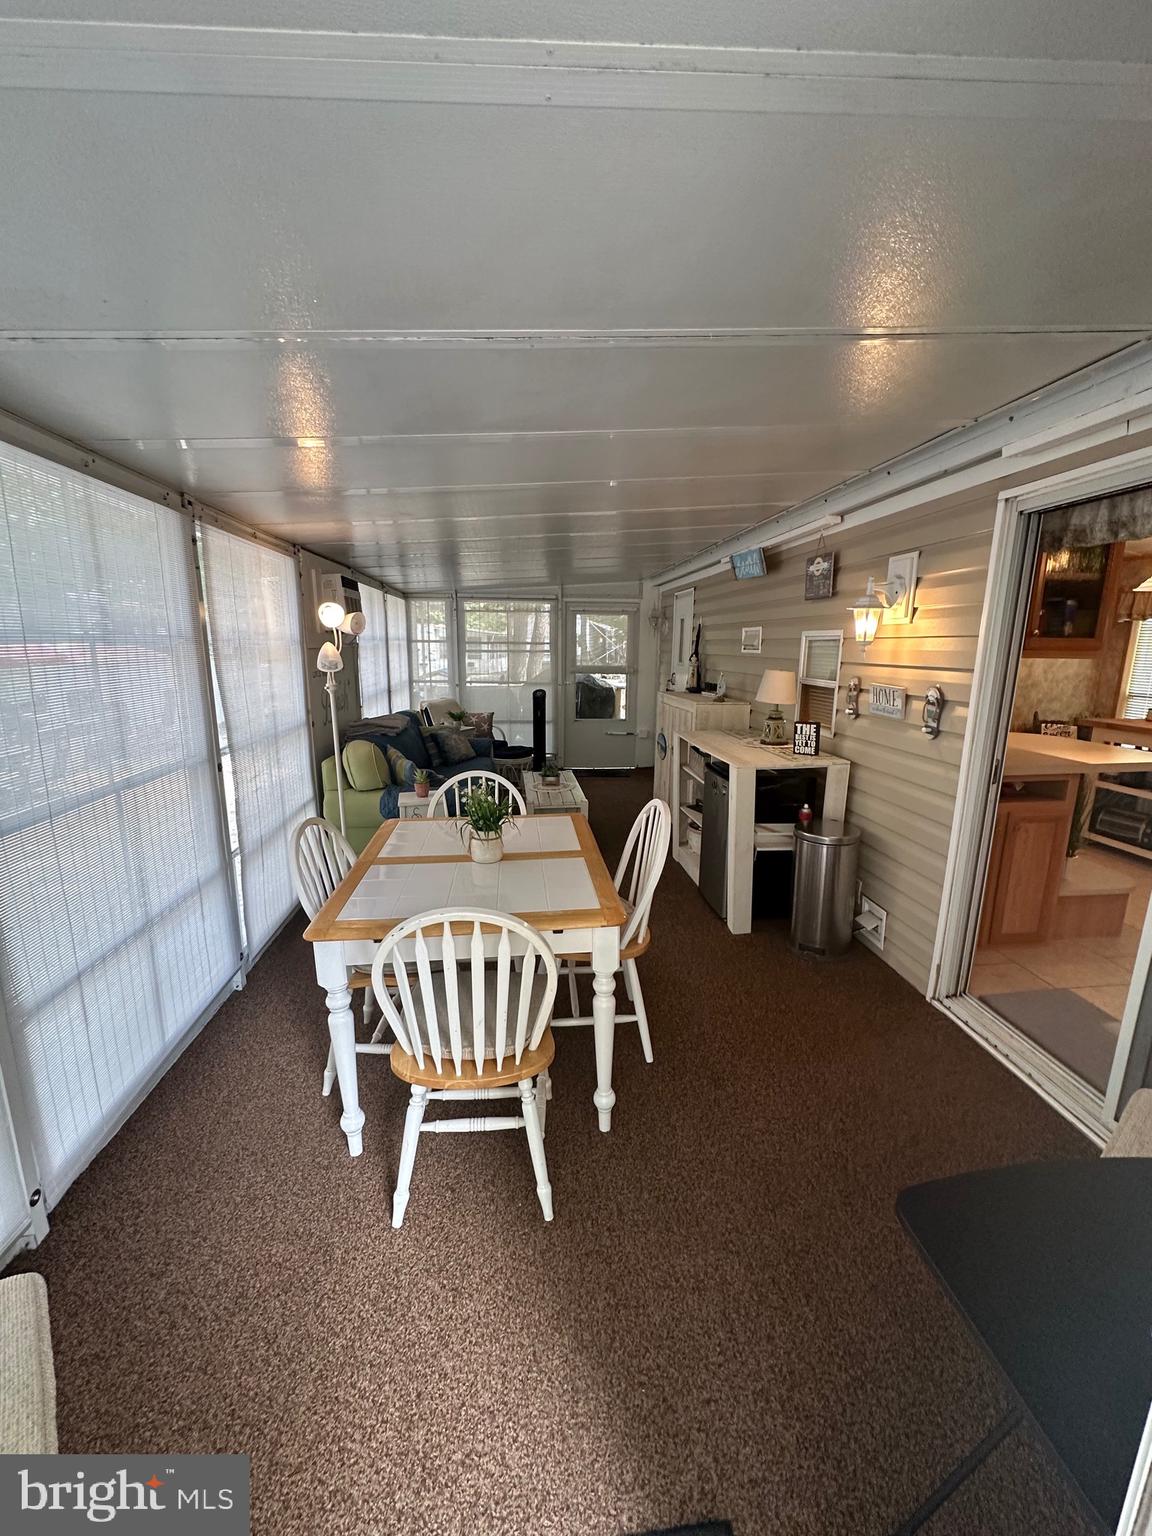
[730,548,766,580]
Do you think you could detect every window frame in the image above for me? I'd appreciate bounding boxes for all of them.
[797,628,845,738]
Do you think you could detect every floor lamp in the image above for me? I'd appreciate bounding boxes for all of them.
[317,599,366,838]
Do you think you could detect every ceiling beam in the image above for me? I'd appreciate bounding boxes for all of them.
[1,21,1151,121]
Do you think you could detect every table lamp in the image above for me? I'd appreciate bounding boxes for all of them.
[756,668,797,745]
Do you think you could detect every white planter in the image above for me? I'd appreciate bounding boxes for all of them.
[468,832,504,864]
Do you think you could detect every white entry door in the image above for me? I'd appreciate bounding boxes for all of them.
[565,606,637,769]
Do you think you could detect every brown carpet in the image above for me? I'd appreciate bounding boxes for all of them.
[7,770,1097,1536]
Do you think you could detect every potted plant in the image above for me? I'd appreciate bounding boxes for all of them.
[413,767,430,800]
[540,754,561,786]
[459,789,516,864]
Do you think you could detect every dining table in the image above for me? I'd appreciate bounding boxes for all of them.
[303,812,629,1155]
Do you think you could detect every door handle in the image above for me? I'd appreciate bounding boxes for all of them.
[605,730,635,737]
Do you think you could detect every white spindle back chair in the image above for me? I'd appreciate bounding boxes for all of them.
[371,908,559,1227]
[557,798,671,1062]
[291,817,389,1094]
[427,770,527,819]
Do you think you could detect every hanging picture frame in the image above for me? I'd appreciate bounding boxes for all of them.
[804,547,837,600]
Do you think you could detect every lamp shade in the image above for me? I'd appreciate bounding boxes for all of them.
[756,669,797,706]
[317,600,346,630]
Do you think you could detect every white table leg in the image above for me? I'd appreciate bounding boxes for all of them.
[591,925,620,1133]
[315,941,365,1157]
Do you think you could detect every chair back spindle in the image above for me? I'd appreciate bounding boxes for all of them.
[427,771,528,819]
[615,799,672,949]
[291,817,357,918]
[372,909,558,1075]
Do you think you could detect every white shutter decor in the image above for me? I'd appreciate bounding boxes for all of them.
[356,584,390,717]
[0,444,240,1205]
[199,526,315,958]
[798,629,845,738]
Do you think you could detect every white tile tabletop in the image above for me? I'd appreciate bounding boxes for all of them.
[341,854,598,923]
[377,815,580,861]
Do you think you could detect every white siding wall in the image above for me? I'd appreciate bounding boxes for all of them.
[659,495,996,989]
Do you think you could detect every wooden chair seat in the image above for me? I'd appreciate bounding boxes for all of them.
[390,1027,555,1089]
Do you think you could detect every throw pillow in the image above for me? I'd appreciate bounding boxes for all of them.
[460,709,494,737]
[342,739,390,792]
[418,724,448,769]
[429,727,475,766]
[384,745,421,790]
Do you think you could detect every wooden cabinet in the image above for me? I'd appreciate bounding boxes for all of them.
[980,775,1076,946]
[1024,541,1121,656]
[654,691,750,806]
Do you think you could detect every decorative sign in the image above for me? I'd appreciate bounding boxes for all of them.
[731,548,767,580]
[869,684,906,720]
[740,625,763,654]
[793,721,821,757]
[804,549,837,600]
[922,685,945,739]
[1039,719,1076,738]
[844,676,861,718]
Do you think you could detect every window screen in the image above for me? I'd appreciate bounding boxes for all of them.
[199,526,314,959]
[408,597,453,705]
[461,599,554,745]
[386,592,410,710]
[0,445,239,1205]
[356,584,389,716]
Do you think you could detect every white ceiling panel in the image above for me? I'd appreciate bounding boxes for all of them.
[2,95,1152,334]
[9,2,1152,64]
[0,9,1149,588]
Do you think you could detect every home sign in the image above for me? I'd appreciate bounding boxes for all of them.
[869,685,906,720]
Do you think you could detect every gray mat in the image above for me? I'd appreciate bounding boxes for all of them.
[979,988,1120,1092]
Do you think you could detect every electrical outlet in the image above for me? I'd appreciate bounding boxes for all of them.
[855,897,887,952]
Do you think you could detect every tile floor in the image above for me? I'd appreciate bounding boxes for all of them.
[971,844,1152,1022]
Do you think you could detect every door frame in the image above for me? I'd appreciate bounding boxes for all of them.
[563,600,640,769]
[930,442,1152,1143]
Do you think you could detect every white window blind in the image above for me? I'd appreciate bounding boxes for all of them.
[0,445,240,1205]
[460,598,554,744]
[356,584,390,716]
[386,593,410,710]
[798,630,844,736]
[1123,619,1152,720]
[199,526,314,958]
[408,597,453,705]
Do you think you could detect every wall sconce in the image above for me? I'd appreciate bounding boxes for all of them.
[847,551,919,652]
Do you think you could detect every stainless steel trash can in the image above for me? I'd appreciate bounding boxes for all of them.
[790,820,860,957]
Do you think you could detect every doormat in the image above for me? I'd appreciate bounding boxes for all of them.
[630,1525,734,1536]
[979,988,1120,1093]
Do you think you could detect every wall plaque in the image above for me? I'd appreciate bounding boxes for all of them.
[793,721,821,757]
[869,685,906,720]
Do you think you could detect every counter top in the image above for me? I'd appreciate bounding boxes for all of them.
[1004,731,1152,777]
[685,728,850,770]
